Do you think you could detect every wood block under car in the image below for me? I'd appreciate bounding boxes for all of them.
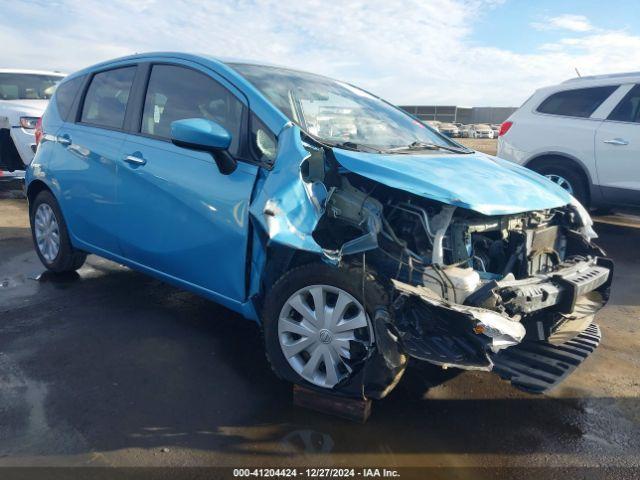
[292,384,372,423]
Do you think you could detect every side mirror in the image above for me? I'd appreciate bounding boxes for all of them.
[170,118,237,175]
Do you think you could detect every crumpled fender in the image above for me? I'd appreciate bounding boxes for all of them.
[248,123,325,254]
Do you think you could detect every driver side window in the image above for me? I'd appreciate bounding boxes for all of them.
[141,64,244,155]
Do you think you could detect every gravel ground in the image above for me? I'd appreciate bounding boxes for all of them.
[457,137,498,155]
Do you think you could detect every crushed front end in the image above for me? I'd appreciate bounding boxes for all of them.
[249,125,613,397]
[338,181,613,394]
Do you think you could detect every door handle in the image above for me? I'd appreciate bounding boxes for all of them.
[123,155,147,166]
[56,135,72,146]
[603,138,629,146]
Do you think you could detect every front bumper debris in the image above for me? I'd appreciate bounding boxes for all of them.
[466,256,613,316]
[390,256,612,393]
[492,323,602,393]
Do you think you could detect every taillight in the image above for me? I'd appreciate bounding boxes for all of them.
[34,117,43,146]
[498,121,513,137]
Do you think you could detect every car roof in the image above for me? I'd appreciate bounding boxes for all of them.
[533,71,640,96]
[562,71,640,85]
[68,52,301,76]
[0,68,66,76]
[520,72,638,110]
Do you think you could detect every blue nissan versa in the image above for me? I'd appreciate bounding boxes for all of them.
[27,53,613,398]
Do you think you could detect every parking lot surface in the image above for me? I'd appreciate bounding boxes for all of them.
[457,137,498,155]
[0,182,639,473]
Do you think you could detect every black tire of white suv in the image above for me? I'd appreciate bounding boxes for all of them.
[531,161,589,207]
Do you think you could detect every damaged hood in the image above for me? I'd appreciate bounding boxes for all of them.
[332,149,573,215]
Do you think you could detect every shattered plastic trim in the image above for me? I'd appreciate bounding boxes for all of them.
[392,279,526,356]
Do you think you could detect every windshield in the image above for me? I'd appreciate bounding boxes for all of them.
[230,63,466,152]
[0,73,64,100]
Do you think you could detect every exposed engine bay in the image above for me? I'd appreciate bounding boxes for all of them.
[301,150,612,394]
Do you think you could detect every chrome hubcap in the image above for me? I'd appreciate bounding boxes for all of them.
[545,174,574,195]
[34,203,60,263]
[278,285,372,389]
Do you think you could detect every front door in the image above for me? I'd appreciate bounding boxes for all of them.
[595,84,640,204]
[116,63,257,302]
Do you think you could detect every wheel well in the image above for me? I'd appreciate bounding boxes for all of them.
[252,245,323,313]
[264,247,319,290]
[26,180,52,207]
[525,154,591,203]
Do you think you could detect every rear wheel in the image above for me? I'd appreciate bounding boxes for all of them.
[30,190,86,272]
[530,161,589,207]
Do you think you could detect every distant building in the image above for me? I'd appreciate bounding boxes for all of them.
[398,105,517,124]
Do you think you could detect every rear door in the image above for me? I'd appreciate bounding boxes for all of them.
[595,84,640,204]
[54,65,137,254]
[116,62,258,303]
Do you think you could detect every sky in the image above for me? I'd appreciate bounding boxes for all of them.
[1,0,639,106]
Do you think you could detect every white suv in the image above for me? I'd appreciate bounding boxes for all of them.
[498,72,640,209]
[0,69,66,171]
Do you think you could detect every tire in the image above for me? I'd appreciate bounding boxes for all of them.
[530,161,589,207]
[0,129,23,172]
[262,262,392,392]
[29,190,86,272]
[592,206,614,216]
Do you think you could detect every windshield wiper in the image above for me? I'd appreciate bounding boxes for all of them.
[332,141,384,153]
[387,141,473,154]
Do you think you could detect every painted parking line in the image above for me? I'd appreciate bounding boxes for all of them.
[594,214,640,229]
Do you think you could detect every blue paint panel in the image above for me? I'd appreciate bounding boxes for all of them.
[332,149,573,215]
[117,133,258,302]
[49,123,126,254]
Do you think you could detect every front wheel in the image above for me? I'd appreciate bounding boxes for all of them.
[262,263,393,393]
[30,190,86,272]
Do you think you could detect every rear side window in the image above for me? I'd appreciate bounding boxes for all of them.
[607,84,640,123]
[55,75,84,120]
[537,86,617,118]
[141,64,245,155]
[81,67,136,129]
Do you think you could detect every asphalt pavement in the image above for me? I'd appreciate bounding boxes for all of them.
[0,181,639,477]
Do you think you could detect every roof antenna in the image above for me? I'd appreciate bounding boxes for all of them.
[574,67,581,77]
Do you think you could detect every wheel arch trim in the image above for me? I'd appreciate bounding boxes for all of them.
[26,179,54,207]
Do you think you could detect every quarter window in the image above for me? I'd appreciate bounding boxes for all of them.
[607,84,640,123]
[55,75,85,120]
[81,67,136,129]
[537,86,617,118]
[250,114,277,163]
[141,65,244,155]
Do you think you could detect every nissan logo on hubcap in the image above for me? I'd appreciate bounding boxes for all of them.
[319,329,332,344]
